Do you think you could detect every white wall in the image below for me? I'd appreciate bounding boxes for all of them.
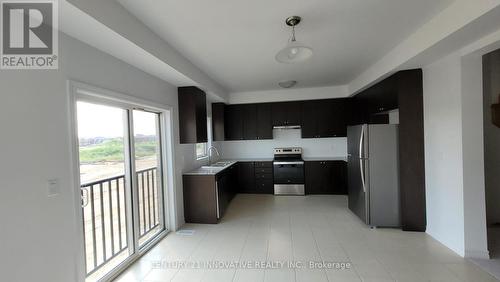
[229,85,349,104]
[483,50,500,225]
[217,129,346,160]
[423,53,466,256]
[461,54,488,259]
[0,33,200,282]
[423,42,491,259]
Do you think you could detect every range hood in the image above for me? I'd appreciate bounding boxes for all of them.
[273,125,301,130]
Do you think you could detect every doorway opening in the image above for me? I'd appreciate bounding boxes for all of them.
[483,49,500,260]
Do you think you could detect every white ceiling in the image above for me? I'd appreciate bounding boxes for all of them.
[117,0,453,93]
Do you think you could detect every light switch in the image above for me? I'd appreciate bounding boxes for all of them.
[47,178,60,197]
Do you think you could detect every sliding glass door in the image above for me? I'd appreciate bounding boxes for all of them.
[131,110,165,247]
[77,101,166,282]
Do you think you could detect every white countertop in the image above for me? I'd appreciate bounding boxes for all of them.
[183,160,238,176]
[303,157,347,162]
[226,158,274,162]
[183,157,346,176]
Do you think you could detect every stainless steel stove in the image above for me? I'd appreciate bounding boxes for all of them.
[273,147,305,195]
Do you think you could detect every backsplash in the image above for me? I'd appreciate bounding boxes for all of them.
[215,129,347,159]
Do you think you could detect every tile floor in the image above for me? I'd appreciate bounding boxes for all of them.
[471,227,500,280]
[114,195,499,282]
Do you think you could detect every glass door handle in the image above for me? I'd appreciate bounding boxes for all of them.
[81,188,89,208]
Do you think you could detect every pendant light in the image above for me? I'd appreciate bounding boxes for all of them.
[275,16,313,64]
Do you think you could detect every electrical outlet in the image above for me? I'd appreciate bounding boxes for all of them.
[47,178,60,197]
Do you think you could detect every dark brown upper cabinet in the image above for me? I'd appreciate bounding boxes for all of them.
[242,104,258,140]
[256,103,273,139]
[212,103,225,141]
[353,76,398,124]
[178,86,208,144]
[225,104,244,140]
[301,99,352,138]
[218,99,353,141]
[223,103,273,141]
[272,101,302,126]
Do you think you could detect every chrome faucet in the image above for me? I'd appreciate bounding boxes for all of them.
[208,146,221,165]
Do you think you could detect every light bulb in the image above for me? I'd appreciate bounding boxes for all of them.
[276,42,313,63]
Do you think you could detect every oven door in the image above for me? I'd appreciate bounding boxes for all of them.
[273,161,304,184]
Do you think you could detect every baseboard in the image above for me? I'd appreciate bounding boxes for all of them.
[465,249,490,259]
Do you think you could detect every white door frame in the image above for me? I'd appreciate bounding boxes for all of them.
[67,80,178,282]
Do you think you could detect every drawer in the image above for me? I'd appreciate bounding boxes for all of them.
[255,173,273,180]
[255,167,272,174]
[255,180,273,193]
[254,161,272,168]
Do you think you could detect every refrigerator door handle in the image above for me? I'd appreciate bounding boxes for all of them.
[359,125,367,193]
[360,158,366,193]
[359,124,365,158]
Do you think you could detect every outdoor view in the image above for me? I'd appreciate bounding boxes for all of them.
[78,103,159,184]
[77,102,163,281]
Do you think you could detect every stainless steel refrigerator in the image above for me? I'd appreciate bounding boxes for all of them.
[347,124,400,227]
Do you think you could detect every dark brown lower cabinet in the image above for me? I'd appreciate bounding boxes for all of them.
[238,161,273,194]
[238,162,255,193]
[305,161,347,195]
[183,163,238,224]
[254,161,273,194]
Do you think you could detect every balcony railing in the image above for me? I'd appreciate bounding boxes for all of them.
[80,167,159,277]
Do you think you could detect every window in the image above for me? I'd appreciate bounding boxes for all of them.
[196,143,207,159]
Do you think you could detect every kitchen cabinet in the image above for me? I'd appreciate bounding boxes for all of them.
[216,163,238,217]
[272,101,302,126]
[183,163,239,224]
[243,104,258,140]
[301,99,352,138]
[327,99,351,137]
[223,103,273,140]
[395,70,426,232]
[238,162,255,193]
[493,103,500,127]
[305,161,347,195]
[301,101,317,138]
[352,76,398,124]
[178,86,208,144]
[212,103,225,141]
[256,103,273,139]
[352,69,426,232]
[254,161,273,194]
[238,161,273,194]
[215,99,355,140]
[225,105,244,140]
